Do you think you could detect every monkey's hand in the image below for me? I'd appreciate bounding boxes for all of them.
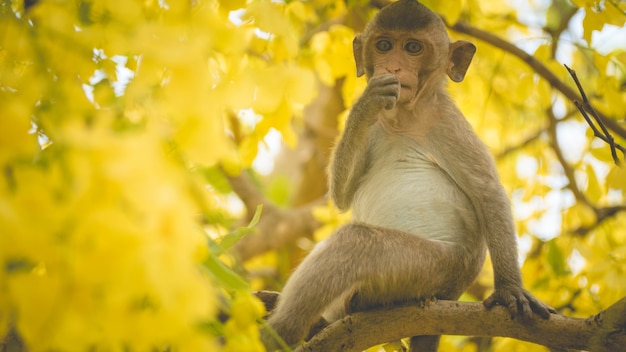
[355,74,400,120]
[483,285,556,320]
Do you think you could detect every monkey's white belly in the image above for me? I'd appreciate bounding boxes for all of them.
[352,132,476,242]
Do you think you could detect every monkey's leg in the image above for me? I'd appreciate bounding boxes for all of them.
[266,222,467,348]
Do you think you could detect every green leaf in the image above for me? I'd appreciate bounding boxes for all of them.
[208,204,263,257]
[218,204,263,252]
[266,175,292,206]
[201,165,232,194]
[201,205,262,292]
[547,239,569,277]
[202,255,249,292]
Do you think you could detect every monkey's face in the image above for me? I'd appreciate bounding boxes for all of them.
[364,30,446,106]
[352,1,476,106]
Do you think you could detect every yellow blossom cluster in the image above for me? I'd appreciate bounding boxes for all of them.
[222,292,266,352]
[0,0,322,349]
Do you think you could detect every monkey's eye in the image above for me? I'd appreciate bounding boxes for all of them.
[404,41,423,54]
[375,39,393,52]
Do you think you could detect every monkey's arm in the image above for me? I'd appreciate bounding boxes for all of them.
[329,110,372,211]
[329,74,400,210]
[432,115,553,319]
[473,168,552,319]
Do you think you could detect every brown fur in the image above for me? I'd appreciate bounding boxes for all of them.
[262,1,553,350]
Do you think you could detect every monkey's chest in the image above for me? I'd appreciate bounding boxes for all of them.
[351,139,476,242]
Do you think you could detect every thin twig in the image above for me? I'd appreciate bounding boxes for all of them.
[571,205,626,237]
[564,64,624,165]
[447,20,626,143]
[546,109,590,206]
[496,127,545,159]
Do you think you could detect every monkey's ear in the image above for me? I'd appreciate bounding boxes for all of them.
[447,40,476,82]
[353,35,366,77]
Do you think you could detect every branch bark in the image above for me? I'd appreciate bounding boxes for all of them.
[299,299,626,352]
[256,291,626,352]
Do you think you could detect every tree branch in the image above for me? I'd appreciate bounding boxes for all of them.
[564,64,625,165]
[446,20,626,142]
[571,205,626,237]
[299,299,626,352]
[256,291,626,352]
[546,108,591,206]
[496,127,545,159]
[225,171,323,261]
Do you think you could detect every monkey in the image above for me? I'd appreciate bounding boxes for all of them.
[262,1,554,350]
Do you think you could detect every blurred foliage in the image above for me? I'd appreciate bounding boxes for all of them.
[0,0,625,351]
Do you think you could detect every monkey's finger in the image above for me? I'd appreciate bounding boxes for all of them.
[364,84,399,104]
[484,292,516,317]
[506,298,519,318]
[369,81,400,95]
[373,73,400,84]
[483,292,510,308]
[485,292,532,319]
[482,294,498,308]
[526,294,554,319]
[367,74,399,92]
[516,295,533,320]
[384,96,397,110]
[526,305,553,320]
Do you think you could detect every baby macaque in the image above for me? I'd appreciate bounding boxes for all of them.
[263,1,553,350]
